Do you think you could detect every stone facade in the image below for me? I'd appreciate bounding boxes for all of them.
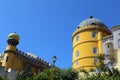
[102,25,120,70]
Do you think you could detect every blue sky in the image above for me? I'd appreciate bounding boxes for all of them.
[0,0,120,68]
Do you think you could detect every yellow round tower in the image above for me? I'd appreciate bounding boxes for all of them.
[72,16,111,71]
[2,32,20,70]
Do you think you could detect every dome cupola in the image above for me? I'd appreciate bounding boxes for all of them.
[78,16,106,27]
[8,32,20,41]
[7,32,20,46]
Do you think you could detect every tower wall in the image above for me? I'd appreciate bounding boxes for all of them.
[72,25,111,71]
[2,45,23,71]
[2,33,21,71]
[2,45,16,70]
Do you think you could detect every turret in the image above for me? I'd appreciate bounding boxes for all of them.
[72,16,111,71]
[2,32,20,70]
[7,32,20,46]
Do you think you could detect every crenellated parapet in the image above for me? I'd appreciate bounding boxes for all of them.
[16,50,52,68]
[2,32,53,74]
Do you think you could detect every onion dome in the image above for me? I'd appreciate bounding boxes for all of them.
[8,32,20,41]
[78,16,106,27]
[7,32,20,46]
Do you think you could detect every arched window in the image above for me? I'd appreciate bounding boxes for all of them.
[6,56,9,62]
[92,32,97,38]
[76,60,79,66]
[107,44,109,48]
[76,50,79,57]
[106,43,113,54]
[76,35,79,42]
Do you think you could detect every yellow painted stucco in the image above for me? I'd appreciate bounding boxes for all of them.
[2,44,39,74]
[72,25,111,71]
[0,32,51,75]
[2,52,15,70]
[6,45,16,51]
[1,33,38,74]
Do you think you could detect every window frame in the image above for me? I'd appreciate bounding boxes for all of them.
[93,47,98,54]
[107,44,109,48]
[76,35,79,42]
[94,58,98,64]
[76,50,79,57]
[6,56,9,62]
[92,32,97,38]
[76,60,79,66]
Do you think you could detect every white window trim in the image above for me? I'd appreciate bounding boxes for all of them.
[93,47,98,54]
[76,35,79,42]
[92,32,97,38]
[76,50,79,57]
[76,60,79,66]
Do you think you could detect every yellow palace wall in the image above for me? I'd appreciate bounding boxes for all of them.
[72,25,110,71]
[0,32,51,75]
[2,45,37,74]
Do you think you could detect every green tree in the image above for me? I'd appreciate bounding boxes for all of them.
[85,68,120,80]
[61,68,78,80]
[96,54,107,73]
[0,75,9,80]
[15,69,31,80]
[15,61,32,80]
[27,68,78,80]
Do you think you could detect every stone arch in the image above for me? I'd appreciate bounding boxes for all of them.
[105,42,114,55]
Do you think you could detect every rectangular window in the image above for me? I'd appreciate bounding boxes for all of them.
[92,32,97,38]
[94,58,98,64]
[93,47,98,54]
[76,35,79,42]
[76,60,79,66]
[6,56,9,62]
[76,50,79,57]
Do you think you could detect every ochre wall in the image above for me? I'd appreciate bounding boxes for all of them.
[31,66,37,74]
[72,26,110,71]
[11,55,23,72]
[2,52,15,70]
[2,45,39,74]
